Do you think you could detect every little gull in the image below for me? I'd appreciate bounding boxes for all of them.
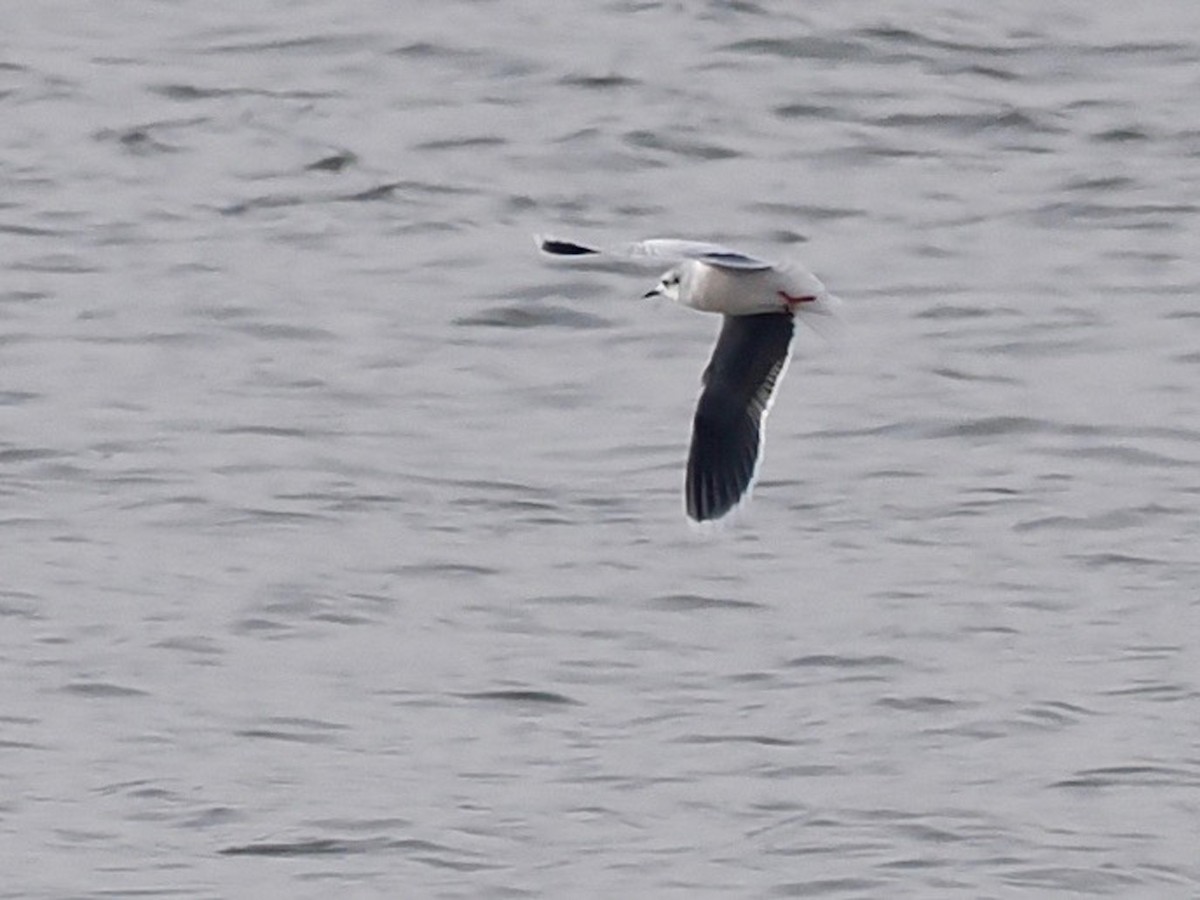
[537,236,840,522]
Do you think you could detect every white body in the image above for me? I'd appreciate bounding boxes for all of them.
[675,258,836,322]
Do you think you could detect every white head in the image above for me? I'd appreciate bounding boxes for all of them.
[643,265,687,303]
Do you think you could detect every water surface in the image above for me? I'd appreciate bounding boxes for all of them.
[3,2,1199,897]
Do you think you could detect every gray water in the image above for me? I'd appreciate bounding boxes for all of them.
[4,2,1199,897]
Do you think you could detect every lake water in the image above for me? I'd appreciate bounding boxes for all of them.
[3,2,1199,897]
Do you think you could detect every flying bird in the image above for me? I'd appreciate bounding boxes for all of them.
[537,236,840,522]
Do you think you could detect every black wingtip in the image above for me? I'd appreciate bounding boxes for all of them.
[537,236,600,257]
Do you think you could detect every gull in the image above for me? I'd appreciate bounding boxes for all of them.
[536,235,840,522]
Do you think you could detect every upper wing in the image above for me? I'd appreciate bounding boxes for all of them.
[624,239,773,271]
[686,312,795,522]
[537,235,773,271]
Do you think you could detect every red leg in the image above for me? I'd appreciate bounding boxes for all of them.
[778,291,816,311]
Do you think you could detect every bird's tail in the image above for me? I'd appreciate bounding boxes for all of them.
[794,291,843,338]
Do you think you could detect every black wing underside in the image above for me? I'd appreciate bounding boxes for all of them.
[686,312,795,522]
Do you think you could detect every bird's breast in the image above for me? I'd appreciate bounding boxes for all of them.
[686,266,786,315]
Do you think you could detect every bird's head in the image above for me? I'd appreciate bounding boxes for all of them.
[643,266,685,303]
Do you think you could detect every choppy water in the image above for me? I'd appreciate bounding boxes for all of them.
[4,2,1199,897]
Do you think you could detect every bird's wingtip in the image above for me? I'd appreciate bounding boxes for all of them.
[535,235,601,257]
